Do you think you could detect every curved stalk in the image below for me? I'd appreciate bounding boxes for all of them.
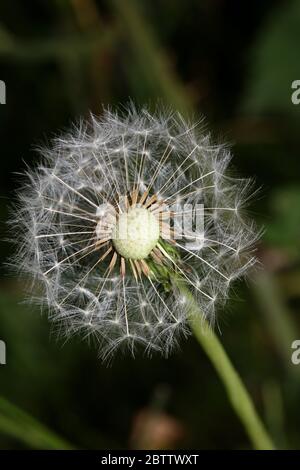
[176,281,275,450]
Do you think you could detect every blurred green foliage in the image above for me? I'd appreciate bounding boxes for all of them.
[244,0,300,115]
[266,187,300,255]
[0,0,300,450]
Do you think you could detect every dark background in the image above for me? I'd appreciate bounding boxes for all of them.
[0,0,300,450]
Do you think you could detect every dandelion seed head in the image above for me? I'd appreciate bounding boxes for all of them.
[10,105,259,360]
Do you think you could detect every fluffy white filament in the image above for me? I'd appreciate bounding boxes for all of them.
[11,106,259,360]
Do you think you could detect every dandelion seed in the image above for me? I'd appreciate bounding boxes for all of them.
[10,106,259,360]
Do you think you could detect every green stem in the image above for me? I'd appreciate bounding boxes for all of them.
[0,396,74,449]
[177,282,275,450]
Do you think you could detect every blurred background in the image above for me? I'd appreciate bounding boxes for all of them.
[0,0,300,450]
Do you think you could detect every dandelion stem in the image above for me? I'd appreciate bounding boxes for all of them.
[176,280,275,450]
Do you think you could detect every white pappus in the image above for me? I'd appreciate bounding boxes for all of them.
[10,106,260,361]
